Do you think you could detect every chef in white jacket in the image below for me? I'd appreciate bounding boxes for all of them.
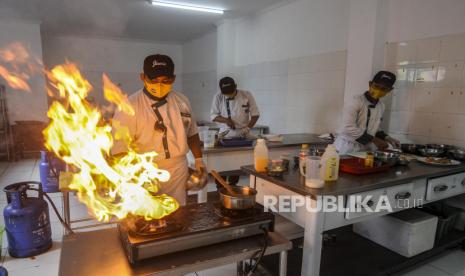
[111,54,205,206]
[210,77,260,138]
[334,71,401,155]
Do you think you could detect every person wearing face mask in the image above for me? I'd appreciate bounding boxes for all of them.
[334,70,401,155]
[210,77,260,138]
[111,54,205,206]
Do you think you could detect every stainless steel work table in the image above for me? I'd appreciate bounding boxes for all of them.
[59,227,292,276]
[243,161,465,276]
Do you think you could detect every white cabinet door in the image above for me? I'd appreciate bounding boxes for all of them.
[426,174,460,201]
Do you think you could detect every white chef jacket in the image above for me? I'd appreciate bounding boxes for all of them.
[111,89,198,205]
[210,89,260,136]
[334,93,386,155]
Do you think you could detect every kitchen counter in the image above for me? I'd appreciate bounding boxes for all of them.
[59,226,291,276]
[202,133,329,154]
[243,160,465,276]
[242,161,465,198]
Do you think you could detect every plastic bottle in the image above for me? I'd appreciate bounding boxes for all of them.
[299,144,310,175]
[320,144,340,181]
[254,139,269,173]
[39,151,60,193]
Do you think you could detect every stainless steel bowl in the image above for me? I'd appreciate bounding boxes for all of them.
[218,186,257,210]
[419,147,445,157]
[401,144,425,155]
[449,148,465,161]
[426,144,453,151]
[374,151,400,166]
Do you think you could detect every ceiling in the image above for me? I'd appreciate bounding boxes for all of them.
[0,0,284,42]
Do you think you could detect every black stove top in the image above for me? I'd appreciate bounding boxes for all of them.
[118,201,275,263]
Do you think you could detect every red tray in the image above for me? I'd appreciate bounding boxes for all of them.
[340,157,391,175]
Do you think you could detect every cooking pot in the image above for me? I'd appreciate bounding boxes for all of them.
[218,186,257,210]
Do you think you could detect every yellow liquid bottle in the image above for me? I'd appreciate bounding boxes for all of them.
[254,139,269,173]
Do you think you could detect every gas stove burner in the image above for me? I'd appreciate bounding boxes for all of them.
[131,221,183,237]
[213,202,258,221]
[118,202,275,264]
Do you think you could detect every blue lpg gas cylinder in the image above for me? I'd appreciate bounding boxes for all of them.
[39,151,65,193]
[3,181,52,258]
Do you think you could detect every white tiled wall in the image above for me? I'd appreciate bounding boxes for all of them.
[182,70,217,122]
[187,51,346,134]
[384,33,465,147]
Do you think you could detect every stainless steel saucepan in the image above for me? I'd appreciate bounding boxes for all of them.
[211,170,257,210]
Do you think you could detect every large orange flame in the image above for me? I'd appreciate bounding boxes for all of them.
[0,43,179,221]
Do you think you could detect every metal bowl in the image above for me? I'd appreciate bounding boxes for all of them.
[401,144,425,155]
[374,151,400,166]
[418,147,445,157]
[449,148,465,161]
[426,144,454,151]
[218,186,257,210]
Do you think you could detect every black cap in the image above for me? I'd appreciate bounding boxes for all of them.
[143,54,175,79]
[372,71,396,88]
[219,77,236,94]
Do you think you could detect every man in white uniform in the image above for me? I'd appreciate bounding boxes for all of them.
[210,77,260,138]
[334,71,401,155]
[111,54,205,206]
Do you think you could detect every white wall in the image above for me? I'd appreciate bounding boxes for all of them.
[387,0,465,43]
[214,0,350,134]
[233,0,350,66]
[381,0,465,147]
[182,31,218,121]
[42,35,183,104]
[0,20,48,122]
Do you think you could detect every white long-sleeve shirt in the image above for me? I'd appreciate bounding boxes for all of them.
[111,89,198,160]
[210,89,260,134]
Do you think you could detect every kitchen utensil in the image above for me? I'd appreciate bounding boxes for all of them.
[300,156,324,188]
[339,157,391,174]
[210,170,237,195]
[218,186,257,210]
[396,156,410,166]
[401,144,425,155]
[203,130,217,148]
[426,144,454,152]
[374,151,400,166]
[448,148,465,161]
[211,170,257,209]
[218,137,254,147]
[186,167,208,191]
[267,159,284,177]
[416,157,461,166]
[418,147,445,157]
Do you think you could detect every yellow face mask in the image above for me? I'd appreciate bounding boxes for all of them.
[144,82,172,99]
[369,87,388,100]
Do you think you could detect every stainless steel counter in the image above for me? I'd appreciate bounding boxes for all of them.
[59,227,291,276]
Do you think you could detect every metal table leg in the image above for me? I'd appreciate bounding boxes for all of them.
[279,250,288,276]
[62,190,71,235]
[237,261,244,276]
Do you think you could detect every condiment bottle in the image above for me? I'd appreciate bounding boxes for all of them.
[320,144,340,181]
[254,139,269,172]
[365,152,374,167]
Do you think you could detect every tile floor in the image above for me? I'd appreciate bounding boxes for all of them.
[0,159,464,276]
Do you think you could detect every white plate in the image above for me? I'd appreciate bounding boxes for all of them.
[416,157,461,166]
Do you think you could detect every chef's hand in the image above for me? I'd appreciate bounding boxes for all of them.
[240,127,250,137]
[226,118,236,129]
[373,137,389,151]
[195,157,207,174]
[386,136,401,149]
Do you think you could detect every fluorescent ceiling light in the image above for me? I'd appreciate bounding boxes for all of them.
[150,1,224,14]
